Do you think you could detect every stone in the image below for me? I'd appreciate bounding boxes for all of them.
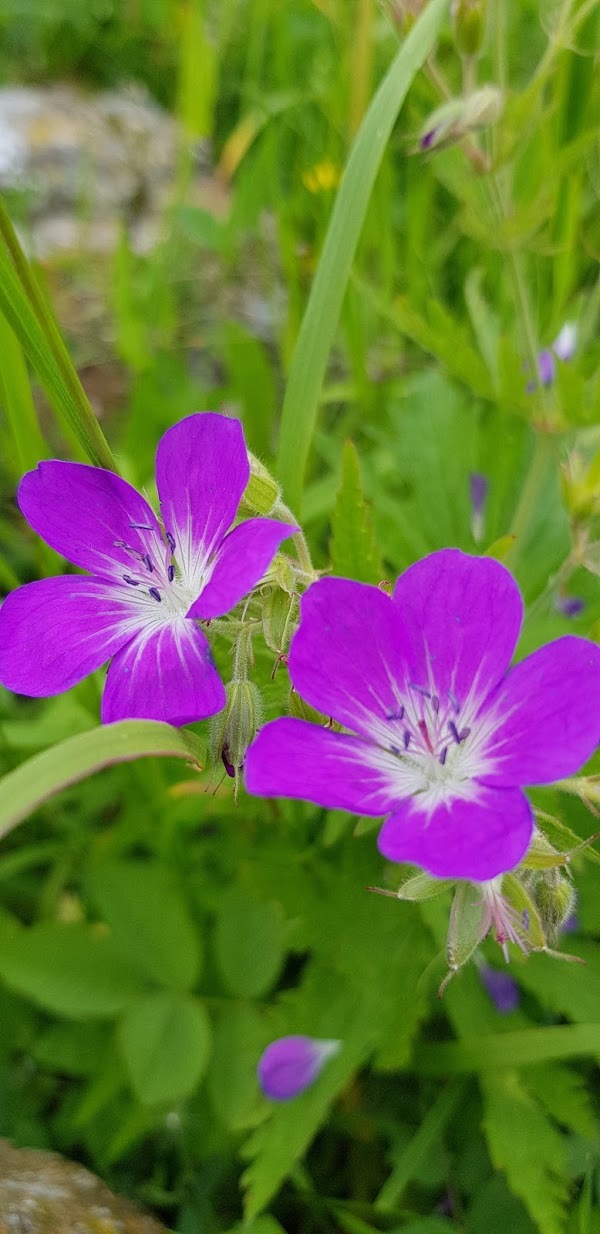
[0,1140,167,1233]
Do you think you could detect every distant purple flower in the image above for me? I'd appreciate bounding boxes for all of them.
[258,1035,340,1102]
[554,595,585,619]
[245,549,600,881]
[528,322,578,391]
[469,473,488,543]
[479,961,520,1013]
[0,414,295,725]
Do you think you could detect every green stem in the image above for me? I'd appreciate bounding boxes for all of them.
[0,194,117,472]
[506,432,555,564]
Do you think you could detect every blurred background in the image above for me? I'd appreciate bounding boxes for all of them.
[0,2,599,1232]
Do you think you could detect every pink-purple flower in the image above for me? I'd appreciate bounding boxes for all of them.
[245,549,600,881]
[0,413,295,726]
[258,1035,340,1101]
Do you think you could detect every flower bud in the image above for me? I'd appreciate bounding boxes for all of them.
[419,85,503,152]
[210,680,263,781]
[531,873,577,945]
[451,0,487,57]
[479,962,519,1014]
[258,1035,341,1101]
[242,453,280,515]
[262,587,297,655]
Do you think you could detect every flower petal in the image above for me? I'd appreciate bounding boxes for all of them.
[482,635,600,786]
[287,579,412,740]
[392,549,523,709]
[18,462,163,580]
[101,618,226,726]
[377,784,534,880]
[155,413,249,582]
[188,518,297,620]
[0,575,134,696]
[245,717,399,814]
[258,1036,340,1102]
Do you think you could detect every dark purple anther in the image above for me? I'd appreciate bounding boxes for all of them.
[123,575,140,586]
[166,531,176,552]
[143,554,154,572]
[387,707,405,721]
[469,473,488,544]
[390,744,400,755]
[168,565,175,582]
[403,730,411,750]
[448,720,460,744]
[439,747,448,766]
[114,539,128,548]
[447,690,460,714]
[459,727,471,742]
[432,695,440,713]
[149,587,161,602]
[410,683,431,699]
[129,522,154,531]
[420,129,436,150]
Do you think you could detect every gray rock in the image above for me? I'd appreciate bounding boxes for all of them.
[0,1140,168,1233]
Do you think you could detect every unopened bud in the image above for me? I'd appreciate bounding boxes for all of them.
[243,453,280,515]
[532,874,577,946]
[262,587,297,655]
[451,0,487,57]
[419,85,503,152]
[210,680,263,783]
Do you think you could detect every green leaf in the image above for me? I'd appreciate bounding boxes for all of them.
[413,1024,600,1074]
[215,886,286,999]
[0,920,142,1018]
[87,860,202,992]
[375,1082,465,1212]
[481,1071,569,1234]
[119,992,211,1106]
[524,1063,596,1139]
[0,720,205,837]
[0,311,46,475]
[275,0,449,511]
[330,441,383,583]
[207,1004,266,1131]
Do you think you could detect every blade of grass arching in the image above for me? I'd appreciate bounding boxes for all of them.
[375,1081,465,1212]
[0,721,206,838]
[275,0,448,513]
[0,313,47,475]
[0,195,116,471]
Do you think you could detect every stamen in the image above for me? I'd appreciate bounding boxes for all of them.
[390,744,400,755]
[447,690,460,714]
[410,683,431,699]
[438,746,448,766]
[143,554,154,572]
[403,730,411,749]
[148,587,162,602]
[448,720,461,744]
[431,695,440,713]
[166,531,176,552]
[168,565,175,582]
[130,522,154,531]
[386,707,404,721]
[123,575,140,586]
[114,539,128,548]
[418,719,434,753]
[459,727,471,742]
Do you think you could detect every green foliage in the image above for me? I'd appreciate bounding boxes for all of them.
[119,992,211,1105]
[215,885,286,999]
[330,440,383,583]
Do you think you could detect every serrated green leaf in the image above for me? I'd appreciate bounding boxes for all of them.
[524,1063,596,1139]
[119,992,211,1106]
[87,859,201,991]
[330,440,383,583]
[482,1071,569,1234]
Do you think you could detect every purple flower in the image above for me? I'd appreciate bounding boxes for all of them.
[554,594,585,619]
[0,413,295,726]
[257,1035,341,1101]
[245,549,600,881]
[528,322,578,391]
[479,961,520,1013]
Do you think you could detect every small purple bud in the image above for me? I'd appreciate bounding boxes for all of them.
[257,1035,341,1102]
[479,963,520,1014]
[561,912,579,934]
[537,348,556,388]
[420,128,437,150]
[552,321,577,362]
[554,594,585,618]
[469,473,488,543]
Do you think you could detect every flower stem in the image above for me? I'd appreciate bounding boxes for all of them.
[0,193,118,472]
